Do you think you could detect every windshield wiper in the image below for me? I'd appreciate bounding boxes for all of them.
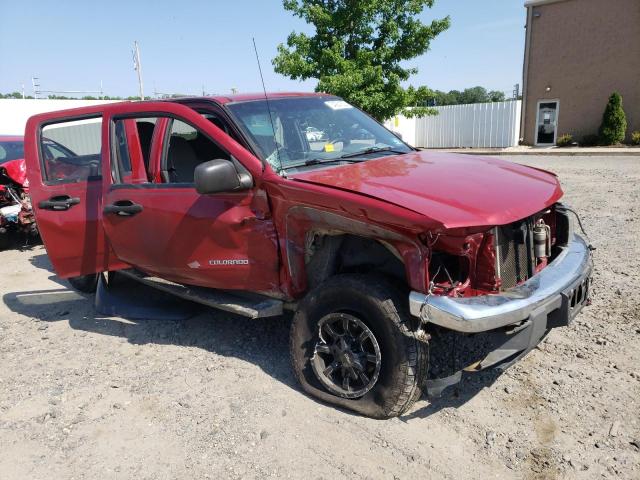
[281,157,366,171]
[279,146,409,171]
[339,146,409,159]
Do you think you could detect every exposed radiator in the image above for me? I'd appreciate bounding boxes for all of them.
[494,220,535,290]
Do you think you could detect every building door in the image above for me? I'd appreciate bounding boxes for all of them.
[535,100,559,146]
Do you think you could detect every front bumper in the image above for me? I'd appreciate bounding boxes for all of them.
[409,233,593,333]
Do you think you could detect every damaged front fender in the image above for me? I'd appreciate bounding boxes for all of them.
[283,205,428,296]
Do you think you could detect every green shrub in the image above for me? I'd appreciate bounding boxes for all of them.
[556,134,574,147]
[581,134,600,147]
[598,92,627,145]
[631,131,640,145]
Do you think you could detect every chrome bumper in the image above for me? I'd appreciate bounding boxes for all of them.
[409,234,593,333]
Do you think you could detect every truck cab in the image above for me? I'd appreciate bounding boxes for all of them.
[25,94,592,418]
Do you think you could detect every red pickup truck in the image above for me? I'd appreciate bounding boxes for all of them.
[25,94,592,418]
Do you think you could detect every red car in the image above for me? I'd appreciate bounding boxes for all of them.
[0,135,38,248]
[24,94,592,418]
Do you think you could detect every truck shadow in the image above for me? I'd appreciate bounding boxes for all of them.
[3,284,297,389]
[401,370,503,420]
[1,231,41,252]
[29,252,53,271]
[3,271,506,419]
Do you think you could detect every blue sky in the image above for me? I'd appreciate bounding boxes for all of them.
[0,0,526,98]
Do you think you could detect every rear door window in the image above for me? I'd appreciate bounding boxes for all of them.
[40,117,102,184]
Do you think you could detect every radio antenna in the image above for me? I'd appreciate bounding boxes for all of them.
[252,37,281,173]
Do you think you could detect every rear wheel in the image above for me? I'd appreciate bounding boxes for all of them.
[290,274,428,418]
[67,273,99,293]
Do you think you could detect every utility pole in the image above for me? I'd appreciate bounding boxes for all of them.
[21,83,25,99]
[132,41,144,100]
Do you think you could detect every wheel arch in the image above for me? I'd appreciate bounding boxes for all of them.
[283,205,427,296]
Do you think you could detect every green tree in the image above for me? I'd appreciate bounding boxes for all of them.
[488,90,506,102]
[459,86,489,104]
[429,89,460,106]
[427,87,506,106]
[598,92,627,145]
[443,90,461,105]
[273,0,450,121]
[0,91,28,99]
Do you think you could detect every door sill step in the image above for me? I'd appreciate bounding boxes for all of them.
[116,269,283,319]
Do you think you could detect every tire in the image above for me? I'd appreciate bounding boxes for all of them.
[290,274,428,419]
[67,273,99,293]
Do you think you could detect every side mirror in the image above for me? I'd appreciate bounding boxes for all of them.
[194,159,242,194]
[394,131,403,140]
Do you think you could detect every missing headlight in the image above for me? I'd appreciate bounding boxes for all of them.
[429,252,470,293]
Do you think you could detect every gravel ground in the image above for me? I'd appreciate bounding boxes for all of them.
[0,155,638,479]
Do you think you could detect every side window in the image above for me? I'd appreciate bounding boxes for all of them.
[40,117,102,183]
[164,119,230,184]
[112,117,159,184]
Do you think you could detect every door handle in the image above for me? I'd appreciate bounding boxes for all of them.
[103,200,143,216]
[38,195,80,211]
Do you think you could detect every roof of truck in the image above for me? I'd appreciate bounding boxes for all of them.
[21,93,338,125]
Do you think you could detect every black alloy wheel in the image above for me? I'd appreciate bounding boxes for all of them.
[311,312,382,399]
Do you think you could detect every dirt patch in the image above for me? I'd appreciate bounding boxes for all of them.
[0,155,638,478]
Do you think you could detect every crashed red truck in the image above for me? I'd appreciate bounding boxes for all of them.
[24,94,593,418]
[0,135,38,248]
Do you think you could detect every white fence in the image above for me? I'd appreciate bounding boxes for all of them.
[0,99,120,136]
[2,98,521,149]
[387,100,521,149]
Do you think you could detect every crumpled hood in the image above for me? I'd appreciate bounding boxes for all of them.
[290,151,563,228]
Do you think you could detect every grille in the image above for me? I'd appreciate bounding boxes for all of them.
[495,220,534,290]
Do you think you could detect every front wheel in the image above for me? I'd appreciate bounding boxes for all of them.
[290,274,428,418]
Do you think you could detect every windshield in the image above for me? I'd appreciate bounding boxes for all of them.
[226,97,411,172]
[0,141,25,164]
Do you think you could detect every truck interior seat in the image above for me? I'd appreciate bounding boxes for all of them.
[191,133,229,163]
[166,136,201,183]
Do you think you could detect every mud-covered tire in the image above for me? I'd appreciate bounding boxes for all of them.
[290,274,428,419]
[67,273,99,293]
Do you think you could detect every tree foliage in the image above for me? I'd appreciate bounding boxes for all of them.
[0,91,34,99]
[598,92,627,145]
[428,86,507,106]
[0,92,151,100]
[273,0,450,121]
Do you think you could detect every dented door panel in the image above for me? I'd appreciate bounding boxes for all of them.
[103,185,280,292]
